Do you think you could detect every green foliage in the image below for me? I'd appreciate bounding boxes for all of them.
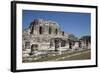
[80,35,91,42]
[68,34,78,41]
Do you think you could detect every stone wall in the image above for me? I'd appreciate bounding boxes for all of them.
[22,19,91,57]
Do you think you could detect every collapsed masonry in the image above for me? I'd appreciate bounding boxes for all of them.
[22,19,91,58]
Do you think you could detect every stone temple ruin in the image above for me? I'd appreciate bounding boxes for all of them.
[22,18,91,60]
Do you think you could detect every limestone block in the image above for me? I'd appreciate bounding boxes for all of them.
[22,53,29,57]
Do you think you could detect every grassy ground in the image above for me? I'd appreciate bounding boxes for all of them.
[23,49,91,63]
[60,51,91,61]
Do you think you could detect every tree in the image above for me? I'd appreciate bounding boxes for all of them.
[68,34,78,41]
[80,35,91,43]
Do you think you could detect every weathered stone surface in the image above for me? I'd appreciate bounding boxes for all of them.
[22,19,91,58]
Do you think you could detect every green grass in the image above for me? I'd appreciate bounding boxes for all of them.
[60,51,91,61]
[23,49,91,63]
